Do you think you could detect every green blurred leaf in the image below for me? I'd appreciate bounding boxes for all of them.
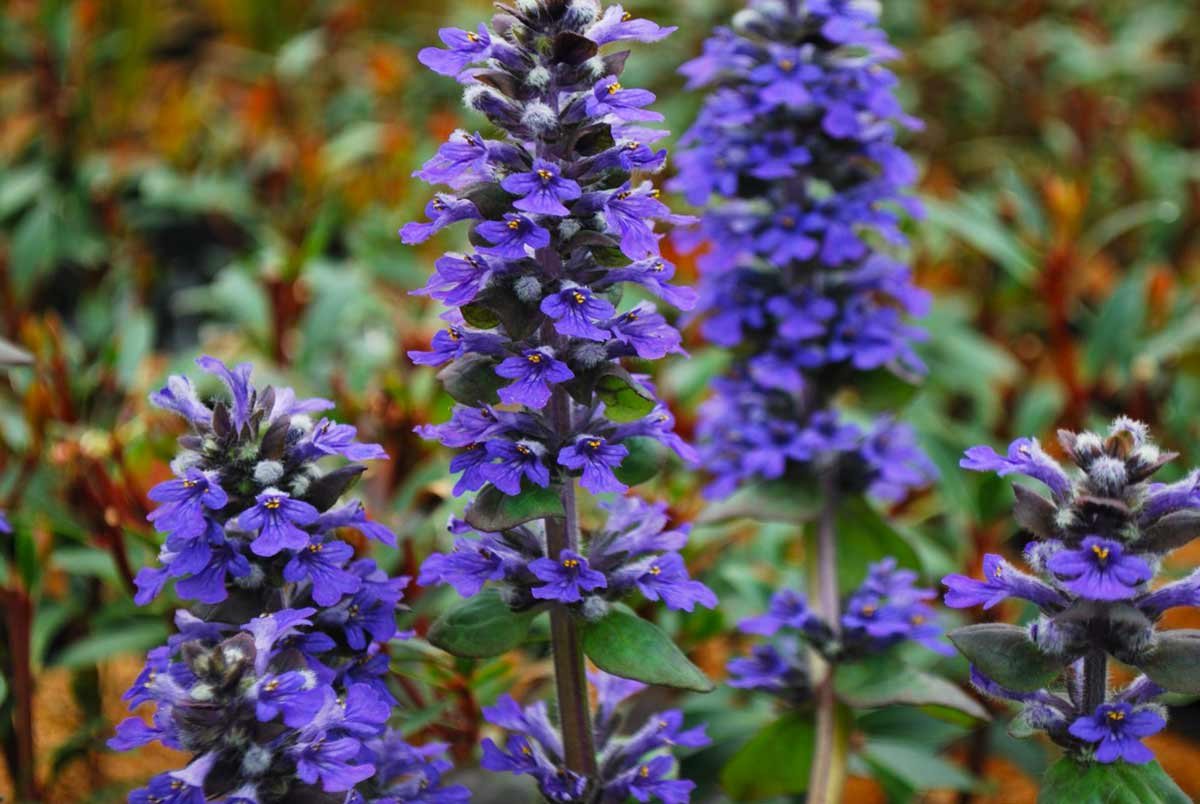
[696,479,821,525]
[834,496,921,591]
[862,739,977,793]
[582,606,713,692]
[1136,629,1200,694]
[721,712,815,800]
[923,195,1037,283]
[835,653,989,720]
[50,621,167,669]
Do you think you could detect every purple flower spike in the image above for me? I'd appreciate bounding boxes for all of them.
[1068,703,1164,764]
[1046,537,1152,601]
[495,348,574,409]
[558,435,629,494]
[529,550,608,603]
[501,159,582,216]
[540,284,617,341]
[239,491,320,557]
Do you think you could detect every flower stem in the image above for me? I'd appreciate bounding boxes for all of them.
[806,467,846,804]
[546,388,598,779]
[1082,649,1107,714]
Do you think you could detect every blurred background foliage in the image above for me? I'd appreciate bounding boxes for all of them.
[2,0,1200,800]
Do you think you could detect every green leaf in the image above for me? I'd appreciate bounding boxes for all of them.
[581,606,713,692]
[696,479,821,525]
[427,590,539,659]
[834,496,922,591]
[1135,629,1200,694]
[460,302,501,330]
[464,484,564,532]
[862,739,978,793]
[835,654,989,721]
[50,621,167,669]
[923,195,1037,283]
[848,368,921,413]
[613,436,666,487]
[595,368,656,423]
[437,353,504,407]
[1038,758,1190,804]
[720,712,815,800]
[947,624,1062,692]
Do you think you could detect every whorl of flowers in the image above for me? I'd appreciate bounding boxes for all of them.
[421,495,715,615]
[729,558,949,699]
[942,418,1200,765]
[672,0,934,500]
[404,0,699,506]
[110,357,468,803]
[481,672,710,802]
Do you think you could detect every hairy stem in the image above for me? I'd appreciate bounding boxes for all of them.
[807,468,846,804]
[545,388,598,779]
[1082,649,1108,714]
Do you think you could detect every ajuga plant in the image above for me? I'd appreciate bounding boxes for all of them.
[944,419,1200,802]
[403,0,716,800]
[110,357,469,803]
[673,1,982,801]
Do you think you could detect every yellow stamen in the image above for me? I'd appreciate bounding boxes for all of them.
[1092,544,1110,562]
[607,81,622,95]
[586,439,602,449]
[621,11,632,21]
[265,498,282,510]
[507,219,520,230]
[1107,710,1125,722]
[537,168,553,180]
[562,558,580,569]
[779,59,795,71]
[527,353,543,364]
[182,479,198,488]
[572,291,587,304]
[649,565,661,576]
[467,32,480,43]
[861,604,876,617]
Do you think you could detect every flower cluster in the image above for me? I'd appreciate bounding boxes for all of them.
[421,495,715,617]
[673,0,934,500]
[405,0,699,501]
[112,357,468,802]
[729,559,948,698]
[943,418,1200,765]
[481,672,709,803]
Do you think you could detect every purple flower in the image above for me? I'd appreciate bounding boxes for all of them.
[147,469,227,538]
[622,755,695,804]
[483,440,551,495]
[739,589,818,636]
[943,554,1067,611]
[501,159,582,216]
[0,511,9,534]
[586,6,677,46]
[633,552,717,612]
[304,419,388,462]
[417,24,492,77]
[608,302,684,359]
[495,348,574,409]
[727,644,792,691]
[174,541,251,604]
[476,214,550,259]
[415,130,494,188]
[586,76,664,123]
[961,437,1072,501]
[529,550,607,603]
[415,253,497,306]
[449,443,491,496]
[419,536,511,597]
[129,774,206,804]
[400,195,482,244]
[557,435,629,494]
[253,672,325,727]
[283,538,362,607]
[602,185,669,259]
[1046,537,1152,601]
[238,491,320,557]
[539,284,616,341]
[1067,703,1164,764]
[292,735,375,792]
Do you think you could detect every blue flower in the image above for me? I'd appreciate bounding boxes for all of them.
[417,24,492,77]
[147,469,228,538]
[283,538,362,607]
[476,213,551,259]
[540,284,617,341]
[1046,537,1152,601]
[557,435,628,494]
[239,491,320,557]
[495,348,574,409]
[502,159,583,216]
[530,550,608,603]
[1068,703,1164,765]
[483,439,551,495]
